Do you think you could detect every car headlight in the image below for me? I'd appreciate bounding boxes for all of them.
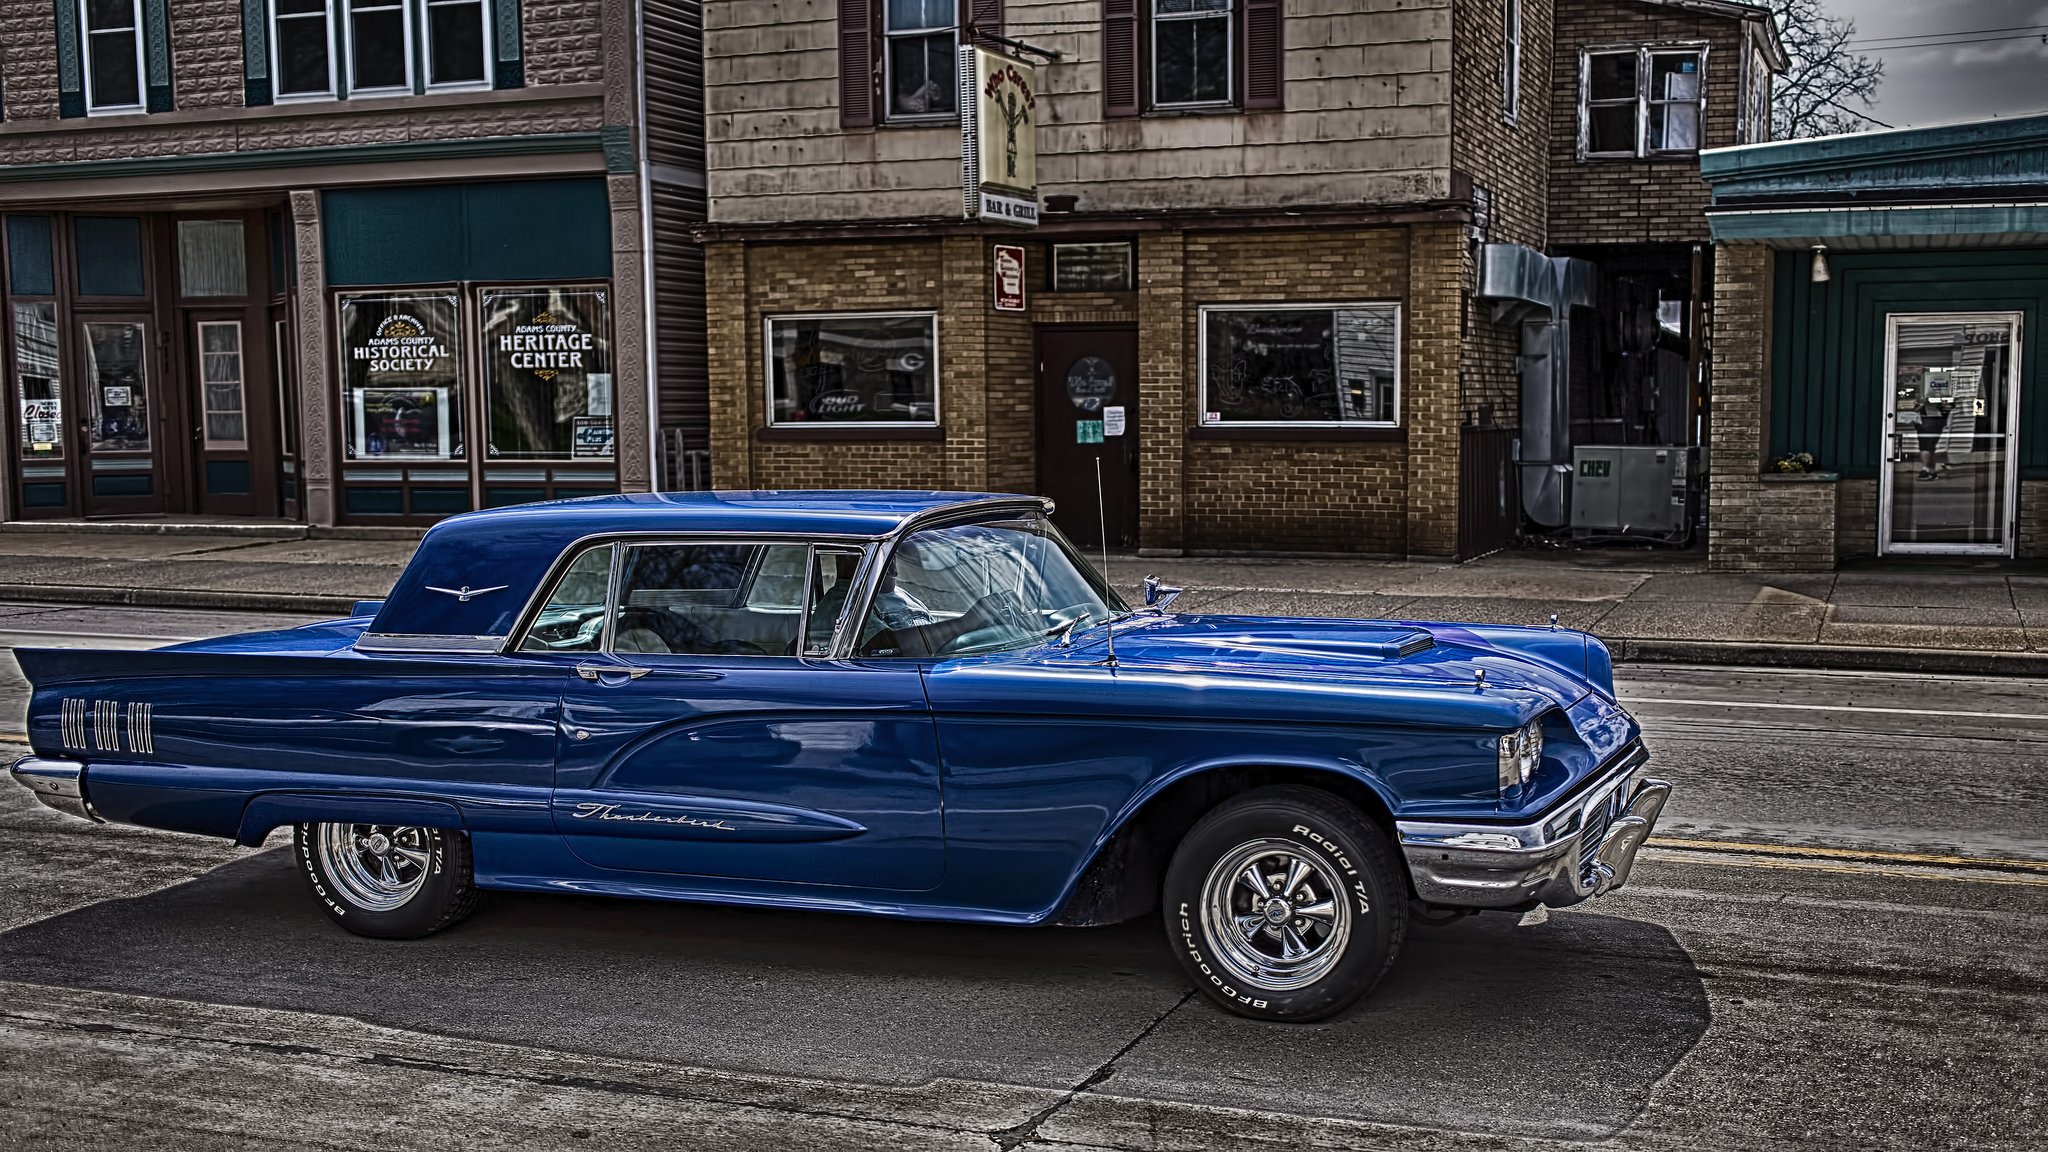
[1498,720,1544,793]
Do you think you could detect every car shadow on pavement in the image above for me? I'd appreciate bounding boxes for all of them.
[0,848,1708,1140]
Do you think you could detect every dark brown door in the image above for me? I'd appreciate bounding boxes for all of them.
[74,313,165,515]
[1036,325,1139,550]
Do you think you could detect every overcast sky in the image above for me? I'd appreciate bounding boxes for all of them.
[1827,0,2048,127]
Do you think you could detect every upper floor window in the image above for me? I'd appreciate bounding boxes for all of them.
[82,0,147,114]
[885,0,957,119]
[1103,0,1280,118]
[1580,45,1707,159]
[271,0,493,101]
[1501,0,1522,123]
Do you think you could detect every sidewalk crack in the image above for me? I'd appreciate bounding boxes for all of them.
[989,989,1195,1151]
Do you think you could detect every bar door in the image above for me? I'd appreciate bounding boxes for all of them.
[76,315,164,515]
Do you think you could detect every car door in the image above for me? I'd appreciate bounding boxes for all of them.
[543,537,945,892]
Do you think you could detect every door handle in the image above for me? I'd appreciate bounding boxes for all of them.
[576,663,651,682]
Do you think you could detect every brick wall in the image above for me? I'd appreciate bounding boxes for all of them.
[523,0,607,85]
[1452,0,1553,249]
[1708,241,1836,571]
[0,1,61,120]
[1549,0,1748,247]
[171,0,245,109]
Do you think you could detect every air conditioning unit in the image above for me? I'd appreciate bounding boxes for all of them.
[1570,446,1693,538]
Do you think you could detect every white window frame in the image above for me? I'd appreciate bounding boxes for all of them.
[343,0,417,98]
[1197,301,1404,429]
[1151,0,1235,110]
[1501,0,1522,124]
[764,311,941,429]
[79,0,147,116]
[422,0,494,92]
[269,0,339,103]
[198,321,249,451]
[881,0,959,122]
[1577,43,1710,160]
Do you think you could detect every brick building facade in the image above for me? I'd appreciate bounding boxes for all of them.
[0,0,705,525]
[700,0,1783,557]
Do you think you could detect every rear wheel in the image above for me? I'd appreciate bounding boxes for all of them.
[295,822,479,939]
[1163,786,1406,1021]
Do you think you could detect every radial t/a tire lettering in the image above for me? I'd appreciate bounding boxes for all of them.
[294,822,480,940]
[1162,785,1407,1022]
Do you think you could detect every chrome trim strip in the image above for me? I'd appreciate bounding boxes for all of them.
[354,633,508,655]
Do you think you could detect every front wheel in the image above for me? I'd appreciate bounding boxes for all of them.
[295,823,479,939]
[1163,786,1407,1021]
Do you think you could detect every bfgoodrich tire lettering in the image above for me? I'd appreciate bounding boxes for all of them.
[294,822,480,940]
[1163,785,1406,1022]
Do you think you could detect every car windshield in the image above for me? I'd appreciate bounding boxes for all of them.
[856,515,1128,658]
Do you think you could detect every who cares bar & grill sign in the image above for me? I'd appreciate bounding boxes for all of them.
[961,47,1038,226]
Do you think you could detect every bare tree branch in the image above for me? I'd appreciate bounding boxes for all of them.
[1767,0,1885,139]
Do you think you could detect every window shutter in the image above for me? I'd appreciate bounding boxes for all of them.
[241,0,272,105]
[54,0,85,118]
[492,0,524,89]
[965,0,1003,45]
[838,0,875,128]
[1243,0,1282,110]
[1103,0,1141,118]
[142,0,174,112]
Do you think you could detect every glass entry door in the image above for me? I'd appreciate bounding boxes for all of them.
[1881,312,2022,556]
[78,316,165,515]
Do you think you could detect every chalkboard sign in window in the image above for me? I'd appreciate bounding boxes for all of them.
[766,312,939,426]
[1200,302,1401,426]
[1051,242,1135,293]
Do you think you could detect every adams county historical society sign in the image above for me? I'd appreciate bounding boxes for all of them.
[960,47,1038,226]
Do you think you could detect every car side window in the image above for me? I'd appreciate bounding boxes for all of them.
[856,517,1116,658]
[804,547,866,657]
[614,543,807,657]
[518,545,615,653]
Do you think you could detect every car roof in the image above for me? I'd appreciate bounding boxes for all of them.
[364,491,1046,642]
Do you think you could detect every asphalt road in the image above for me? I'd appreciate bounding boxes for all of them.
[0,602,2042,1151]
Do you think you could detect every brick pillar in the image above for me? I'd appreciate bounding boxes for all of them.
[289,190,336,526]
[1137,230,1186,553]
[705,241,753,491]
[940,235,990,493]
[1404,223,1467,559]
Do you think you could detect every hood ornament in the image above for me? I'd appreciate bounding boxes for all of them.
[426,584,510,603]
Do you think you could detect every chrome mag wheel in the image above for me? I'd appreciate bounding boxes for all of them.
[1200,838,1353,992]
[315,824,434,912]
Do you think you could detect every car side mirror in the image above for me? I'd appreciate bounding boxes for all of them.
[1143,575,1183,611]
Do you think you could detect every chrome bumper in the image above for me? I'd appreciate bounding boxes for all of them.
[8,756,100,823]
[1397,750,1669,910]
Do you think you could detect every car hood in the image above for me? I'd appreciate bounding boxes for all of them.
[1081,613,1596,710]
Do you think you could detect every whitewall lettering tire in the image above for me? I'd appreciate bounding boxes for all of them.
[295,822,480,939]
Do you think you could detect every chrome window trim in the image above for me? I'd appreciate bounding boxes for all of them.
[355,633,506,654]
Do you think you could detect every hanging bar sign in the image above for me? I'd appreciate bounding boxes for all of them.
[960,47,1039,227]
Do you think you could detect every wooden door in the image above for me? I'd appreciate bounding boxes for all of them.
[1036,326,1140,550]
[74,313,165,515]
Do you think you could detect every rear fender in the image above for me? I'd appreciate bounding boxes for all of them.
[236,793,466,848]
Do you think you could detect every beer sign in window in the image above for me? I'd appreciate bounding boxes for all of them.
[482,286,615,460]
[338,292,463,460]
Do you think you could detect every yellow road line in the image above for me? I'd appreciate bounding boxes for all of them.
[1651,836,2048,874]
[1642,847,2048,888]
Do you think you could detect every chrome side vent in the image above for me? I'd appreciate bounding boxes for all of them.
[93,700,119,751]
[127,702,154,754]
[61,698,86,750]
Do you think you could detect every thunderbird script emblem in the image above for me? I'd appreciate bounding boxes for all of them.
[425,584,509,603]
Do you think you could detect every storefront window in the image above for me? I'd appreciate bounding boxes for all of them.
[11,302,62,460]
[767,313,939,426]
[338,292,462,459]
[84,320,151,452]
[1201,304,1400,425]
[482,285,614,460]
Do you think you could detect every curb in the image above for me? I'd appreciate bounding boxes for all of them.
[7,585,360,617]
[1608,637,2048,678]
[0,522,424,542]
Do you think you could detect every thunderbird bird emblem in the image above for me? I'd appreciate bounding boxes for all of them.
[425,584,509,603]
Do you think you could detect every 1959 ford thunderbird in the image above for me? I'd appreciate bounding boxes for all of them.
[10,491,1667,1022]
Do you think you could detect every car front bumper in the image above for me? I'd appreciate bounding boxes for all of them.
[9,756,100,824]
[1396,746,1669,910]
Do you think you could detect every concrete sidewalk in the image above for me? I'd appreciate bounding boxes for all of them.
[3,527,2046,675]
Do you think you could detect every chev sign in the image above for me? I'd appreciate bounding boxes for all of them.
[961,47,1039,227]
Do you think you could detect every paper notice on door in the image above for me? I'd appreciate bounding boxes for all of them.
[1103,406,1126,437]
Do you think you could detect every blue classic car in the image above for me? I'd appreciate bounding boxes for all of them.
[9,491,1667,1021]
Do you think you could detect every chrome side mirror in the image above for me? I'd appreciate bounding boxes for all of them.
[1143,575,1183,611]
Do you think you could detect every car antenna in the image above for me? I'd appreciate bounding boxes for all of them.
[1096,455,1117,669]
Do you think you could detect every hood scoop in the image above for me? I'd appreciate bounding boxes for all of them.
[1172,627,1437,663]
